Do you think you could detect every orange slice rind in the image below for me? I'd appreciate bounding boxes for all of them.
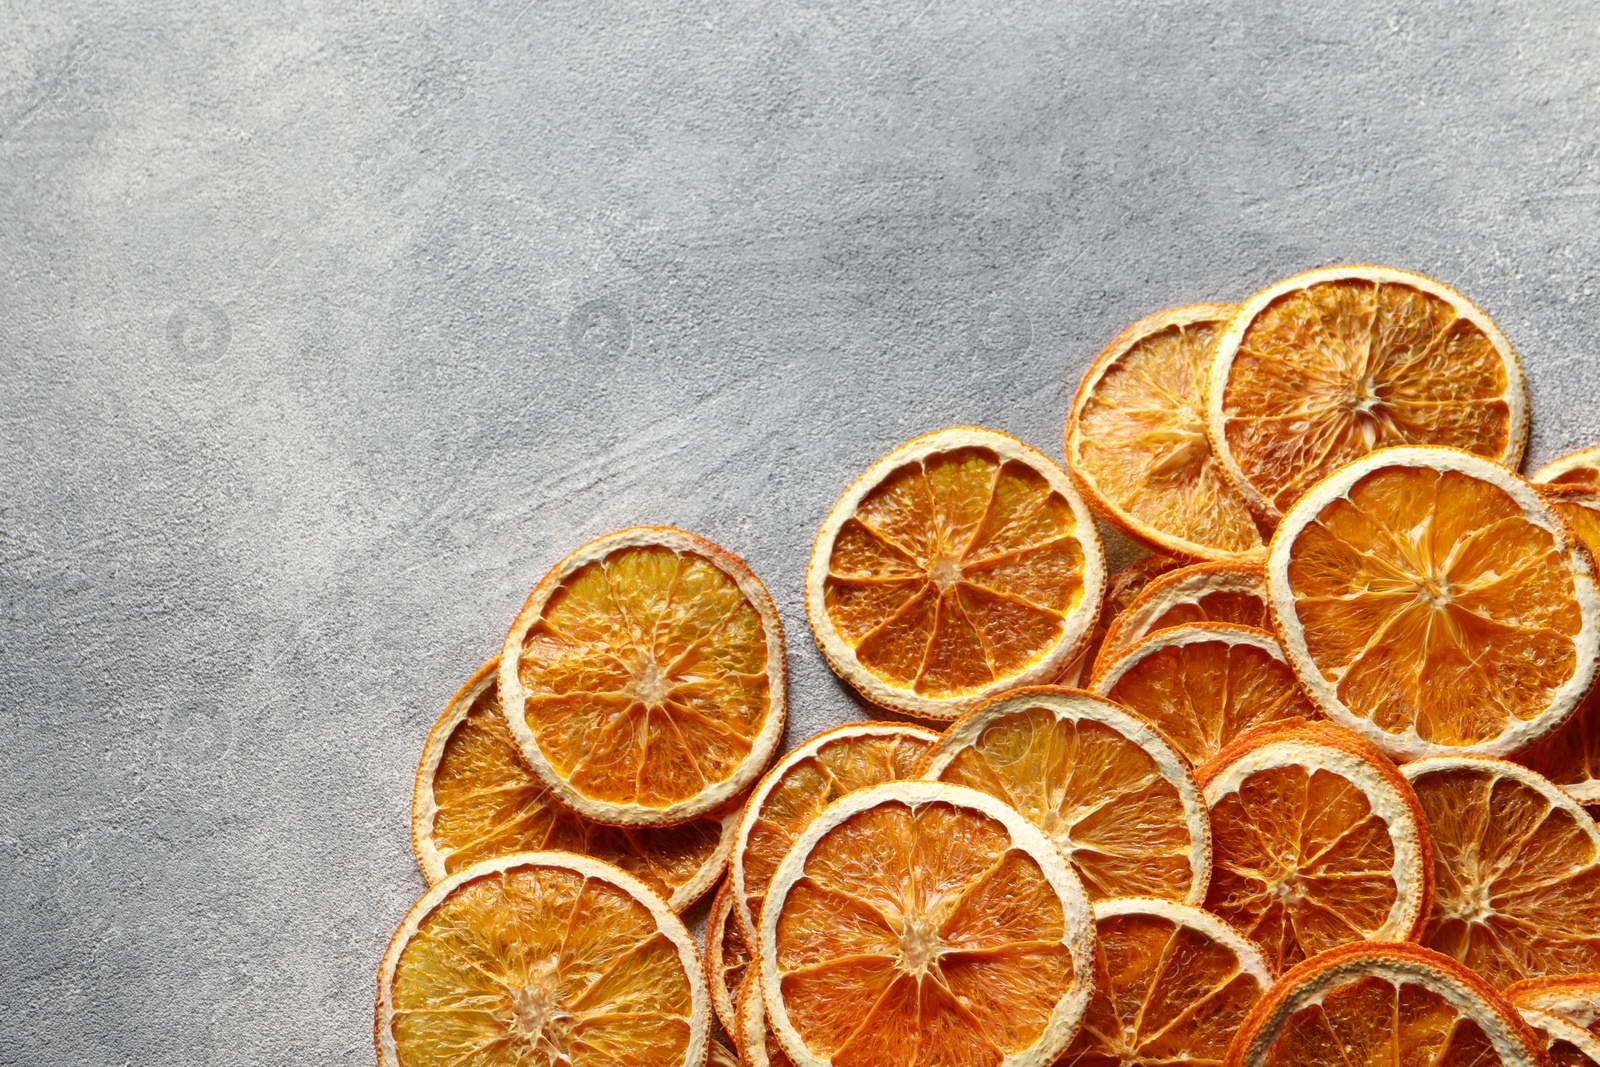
[1268,445,1600,761]
[375,851,710,1067]
[758,780,1096,1067]
[1516,682,1600,805]
[500,526,786,826]
[1091,623,1317,766]
[413,657,737,909]
[1096,559,1268,674]
[1065,303,1266,562]
[704,880,750,1038]
[736,971,793,1067]
[1402,756,1600,988]
[1518,1008,1600,1066]
[1542,483,1600,564]
[1535,447,1600,487]
[1506,975,1600,1040]
[805,427,1106,720]
[1223,941,1546,1067]
[1056,553,1181,687]
[920,686,1212,905]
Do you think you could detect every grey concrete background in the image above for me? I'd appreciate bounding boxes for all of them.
[2,0,1599,1062]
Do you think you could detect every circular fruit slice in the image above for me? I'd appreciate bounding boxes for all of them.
[758,781,1096,1067]
[375,851,710,1067]
[1065,303,1266,561]
[413,657,737,909]
[1057,553,1180,687]
[1197,719,1433,974]
[1506,975,1600,1040]
[704,880,751,1038]
[1224,941,1546,1067]
[1091,624,1317,766]
[805,427,1106,720]
[1269,445,1600,761]
[919,687,1211,905]
[736,972,793,1067]
[1058,897,1273,1067]
[1096,559,1269,673]
[1401,756,1600,988]
[1206,265,1528,525]
[1516,683,1600,806]
[500,527,786,826]
[1536,447,1600,487]
[730,721,938,944]
[1518,1009,1600,1067]
[1543,484,1600,562]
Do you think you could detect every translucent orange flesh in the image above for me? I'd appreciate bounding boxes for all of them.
[1057,912,1265,1066]
[1097,575,1269,669]
[1265,976,1505,1067]
[740,729,934,932]
[932,707,1199,902]
[1286,465,1581,746]
[518,543,770,808]
[430,682,726,897]
[1056,556,1179,685]
[1221,279,1513,516]
[390,866,692,1067]
[1410,766,1600,988]
[773,801,1074,1067]
[1518,682,1600,802]
[1076,318,1264,556]
[1207,764,1401,973]
[825,448,1088,697]
[1549,493,1600,563]
[1102,636,1316,766]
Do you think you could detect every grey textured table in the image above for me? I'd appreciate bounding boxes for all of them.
[3,2,1599,1063]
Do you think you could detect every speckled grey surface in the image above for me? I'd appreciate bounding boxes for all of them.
[3,1,1599,1062]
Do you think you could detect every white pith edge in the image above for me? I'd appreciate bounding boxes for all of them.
[704,883,744,1037]
[1204,739,1428,942]
[1097,562,1267,671]
[758,781,1097,1067]
[1091,622,1286,697]
[1267,446,1600,761]
[729,720,940,944]
[1521,1008,1600,1064]
[1236,953,1542,1067]
[1512,985,1600,1031]
[500,526,787,827]
[804,427,1107,721]
[1092,897,1275,987]
[737,970,775,1067]
[1066,303,1264,562]
[1535,447,1600,485]
[1402,756,1600,855]
[376,850,710,1067]
[921,688,1212,905]
[1205,265,1529,525]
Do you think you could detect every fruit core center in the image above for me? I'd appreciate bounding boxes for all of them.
[1269,872,1311,905]
[928,554,964,592]
[625,655,673,706]
[1346,375,1382,413]
[896,916,945,978]
[508,957,572,1059]
[1415,573,1453,609]
[1445,880,1496,924]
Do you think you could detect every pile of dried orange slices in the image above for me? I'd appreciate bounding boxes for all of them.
[376,265,1600,1067]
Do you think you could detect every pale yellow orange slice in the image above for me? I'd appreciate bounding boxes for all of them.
[1197,719,1433,974]
[1517,682,1600,806]
[703,881,750,1038]
[1543,484,1600,563]
[1057,553,1180,687]
[501,527,786,826]
[413,658,736,909]
[1402,756,1600,988]
[1066,303,1265,561]
[758,781,1096,1067]
[1535,447,1600,487]
[1091,623,1317,766]
[376,852,710,1067]
[805,427,1106,720]
[730,721,937,945]
[1269,446,1600,761]
[1206,265,1528,526]
[919,687,1211,905]
[1096,560,1269,673]
[1058,898,1273,1067]
[1224,942,1546,1067]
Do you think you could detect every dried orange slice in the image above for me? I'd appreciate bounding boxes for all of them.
[1506,976,1600,1042]
[1065,303,1265,561]
[1091,623,1317,766]
[1517,683,1600,806]
[1057,553,1180,686]
[1402,756,1600,988]
[730,721,937,944]
[805,427,1105,720]
[1197,719,1433,973]
[1269,446,1600,761]
[757,781,1096,1067]
[1224,941,1546,1067]
[1536,447,1600,487]
[1543,484,1600,562]
[1206,265,1528,525]
[1517,1009,1600,1067]
[413,658,736,909]
[919,687,1211,905]
[501,527,786,826]
[376,852,710,1067]
[1058,898,1273,1067]
[704,881,751,1038]
[707,1039,740,1067]
[736,972,793,1067]
[1096,560,1268,673]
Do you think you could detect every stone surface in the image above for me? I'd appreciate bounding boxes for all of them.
[2,1,1599,1063]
